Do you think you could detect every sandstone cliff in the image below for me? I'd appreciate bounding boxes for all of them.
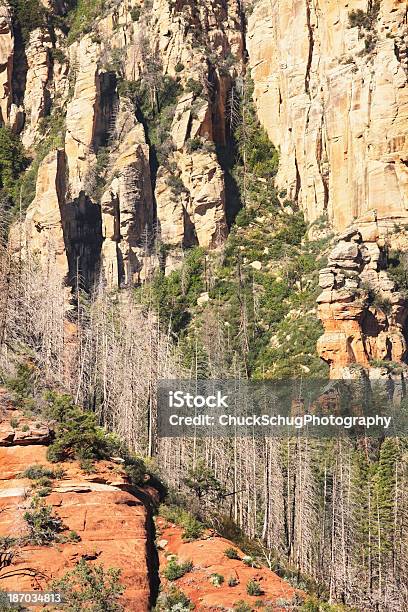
[3,0,244,288]
[2,0,408,379]
[0,387,303,610]
[317,223,408,377]
[248,0,408,231]
[0,388,158,611]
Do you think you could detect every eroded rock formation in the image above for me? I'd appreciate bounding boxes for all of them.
[157,516,303,609]
[247,0,408,230]
[317,224,408,378]
[0,2,13,126]
[0,389,157,611]
[6,0,243,289]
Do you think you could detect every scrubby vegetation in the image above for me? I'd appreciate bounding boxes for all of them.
[0,127,28,224]
[9,0,49,43]
[51,559,124,612]
[159,504,205,541]
[4,362,36,405]
[246,579,263,596]
[66,0,106,44]
[209,572,225,587]
[20,464,64,480]
[153,585,194,611]
[44,392,113,462]
[348,2,380,29]
[386,249,408,296]
[23,500,64,545]
[162,558,193,581]
[348,1,380,55]
[224,547,240,560]
[117,73,182,165]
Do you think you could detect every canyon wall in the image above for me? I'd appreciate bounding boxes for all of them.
[317,224,408,377]
[2,0,408,376]
[247,0,408,230]
[4,0,244,288]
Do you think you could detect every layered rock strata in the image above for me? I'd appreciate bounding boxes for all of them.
[317,225,408,378]
[247,0,408,230]
[0,390,157,611]
[4,0,244,288]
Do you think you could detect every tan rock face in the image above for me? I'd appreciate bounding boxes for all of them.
[10,0,244,287]
[9,150,68,276]
[101,123,154,287]
[155,167,187,247]
[247,0,408,230]
[317,227,408,378]
[0,2,13,126]
[21,28,52,148]
[65,38,100,197]
[177,149,228,248]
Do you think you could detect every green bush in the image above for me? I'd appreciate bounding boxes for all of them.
[348,8,371,28]
[371,293,392,315]
[9,0,49,43]
[58,530,81,544]
[51,48,67,64]
[153,585,193,611]
[181,513,204,541]
[67,0,106,44]
[34,476,52,487]
[130,6,141,21]
[23,503,64,545]
[348,2,380,29]
[44,392,111,463]
[79,458,96,474]
[51,559,124,611]
[0,127,28,206]
[300,597,351,611]
[387,250,408,296]
[175,62,185,73]
[36,486,52,497]
[166,174,187,196]
[185,78,204,97]
[224,547,240,560]
[0,536,17,551]
[20,465,57,480]
[233,602,252,612]
[146,247,206,334]
[228,576,239,587]
[209,573,224,587]
[242,555,257,567]
[124,455,147,486]
[186,137,203,153]
[159,505,205,541]
[5,362,35,402]
[234,207,256,228]
[182,459,223,500]
[162,558,193,581]
[246,579,263,596]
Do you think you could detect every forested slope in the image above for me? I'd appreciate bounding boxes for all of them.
[0,1,407,610]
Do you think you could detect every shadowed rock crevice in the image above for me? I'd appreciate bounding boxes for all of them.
[62,192,103,291]
[93,71,119,151]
